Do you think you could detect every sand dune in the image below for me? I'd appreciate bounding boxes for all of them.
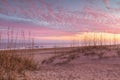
[17,46,120,80]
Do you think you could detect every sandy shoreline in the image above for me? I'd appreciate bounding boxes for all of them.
[2,46,120,80]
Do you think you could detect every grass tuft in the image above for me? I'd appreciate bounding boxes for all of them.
[0,52,39,80]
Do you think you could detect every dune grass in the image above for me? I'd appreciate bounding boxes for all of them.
[0,50,39,80]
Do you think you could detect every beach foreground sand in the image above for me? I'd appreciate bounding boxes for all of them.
[16,46,120,80]
[21,63,120,80]
[1,46,120,80]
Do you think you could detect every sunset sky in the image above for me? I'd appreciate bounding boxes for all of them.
[0,0,120,43]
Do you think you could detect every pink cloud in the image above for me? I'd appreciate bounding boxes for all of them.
[1,0,120,36]
[103,0,110,7]
[103,0,120,12]
[0,20,75,38]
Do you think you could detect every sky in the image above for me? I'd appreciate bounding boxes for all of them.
[0,0,120,43]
